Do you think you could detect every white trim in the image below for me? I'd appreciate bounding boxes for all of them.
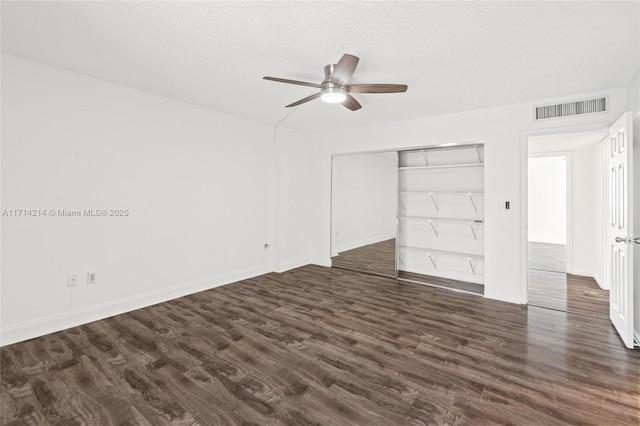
[570,269,595,278]
[310,256,331,267]
[0,264,271,347]
[331,233,396,257]
[592,272,603,289]
[598,138,610,290]
[484,287,523,305]
[275,258,309,273]
[330,140,485,159]
[566,154,574,274]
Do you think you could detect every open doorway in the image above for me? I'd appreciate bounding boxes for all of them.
[528,155,568,273]
[526,130,610,319]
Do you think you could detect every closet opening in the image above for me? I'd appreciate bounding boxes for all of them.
[396,143,485,295]
[329,143,485,296]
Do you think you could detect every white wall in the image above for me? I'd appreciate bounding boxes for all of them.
[528,156,566,244]
[570,148,598,277]
[273,126,313,272]
[627,71,640,342]
[1,55,274,345]
[300,88,628,304]
[570,148,602,277]
[331,152,397,254]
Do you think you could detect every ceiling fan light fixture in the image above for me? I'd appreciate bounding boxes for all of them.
[264,53,407,111]
[320,86,346,104]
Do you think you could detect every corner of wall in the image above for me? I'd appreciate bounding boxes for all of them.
[274,258,310,274]
[309,257,331,268]
[484,286,525,305]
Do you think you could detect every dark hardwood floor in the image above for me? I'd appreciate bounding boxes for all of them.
[2,265,638,425]
[331,239,396,277]
[398,271,484,296]
[528,269,609,319]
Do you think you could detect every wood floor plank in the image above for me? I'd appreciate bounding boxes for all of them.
[331,239,396,277]
[528,269,609,318]
[397,271,484,295]
[2,265,639,425]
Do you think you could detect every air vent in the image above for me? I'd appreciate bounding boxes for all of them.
[534,96,607,121]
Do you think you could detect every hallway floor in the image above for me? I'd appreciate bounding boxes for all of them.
[528,242,566,273]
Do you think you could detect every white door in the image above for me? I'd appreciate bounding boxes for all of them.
[607,111,635,349]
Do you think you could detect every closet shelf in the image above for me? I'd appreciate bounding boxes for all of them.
[399,245,484,259]
[399,163,484,170]
[399,216,484,223]
[399,192,482,214]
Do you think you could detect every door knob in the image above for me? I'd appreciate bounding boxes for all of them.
[615,236,627,243]
[634,238,640,244]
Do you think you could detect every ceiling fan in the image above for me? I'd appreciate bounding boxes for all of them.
[263,54,408,111]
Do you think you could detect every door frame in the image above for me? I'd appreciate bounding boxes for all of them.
[519,123,611,303]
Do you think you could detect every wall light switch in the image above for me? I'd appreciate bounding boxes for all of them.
[87,272,96,284]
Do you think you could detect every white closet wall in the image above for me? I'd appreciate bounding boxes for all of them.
[398,145,485,285]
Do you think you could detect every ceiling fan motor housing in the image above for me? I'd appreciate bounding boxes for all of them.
[321,64,347,101]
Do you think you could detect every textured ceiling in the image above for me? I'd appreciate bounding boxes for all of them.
[2,1,639,133]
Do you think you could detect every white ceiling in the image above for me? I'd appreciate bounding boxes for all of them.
[528,129,608,153]
[2,1,639,133]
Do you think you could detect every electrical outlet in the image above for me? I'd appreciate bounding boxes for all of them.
[67,273,78,287]
[87,272,96,284]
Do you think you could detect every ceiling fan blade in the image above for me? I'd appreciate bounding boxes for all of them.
[263,76,321,88]
[330,54,359,85]
[343,94,362,111]
[286,92,321,108]
[347,84,408,93]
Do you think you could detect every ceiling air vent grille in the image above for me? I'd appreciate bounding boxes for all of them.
[534,97,607,121]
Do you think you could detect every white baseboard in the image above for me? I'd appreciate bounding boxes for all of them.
[309,256,331,267]
[332,233,395,256]
[570,269,595,278]
[484,287,525,305]
[592,273,605,289]
[275,258,309,273]
[0,264,271,347]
